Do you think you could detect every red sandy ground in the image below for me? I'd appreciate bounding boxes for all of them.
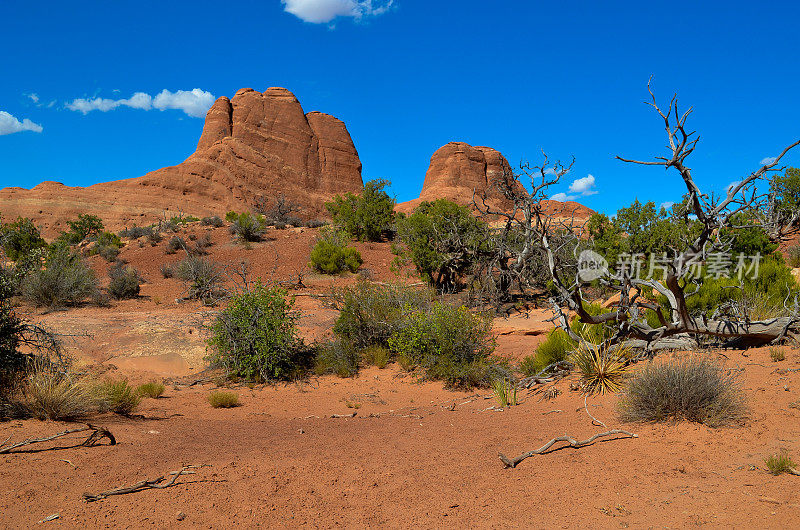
[2,223,800,527]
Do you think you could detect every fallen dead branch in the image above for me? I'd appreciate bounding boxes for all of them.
[83,465,205,502]
[331,412,357,418]
[0,424,115,454]
[498,429,638,468]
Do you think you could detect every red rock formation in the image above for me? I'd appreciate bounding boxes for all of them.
[0,87,363,235]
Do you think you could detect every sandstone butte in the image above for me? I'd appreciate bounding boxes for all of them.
[396,141,595,221]
[0,87,364,236]
[0,91,592,236]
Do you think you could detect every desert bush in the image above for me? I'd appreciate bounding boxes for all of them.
[618,356,748,427]
[230,212,266,242]
[136,381,165,398]
[165,235,185,254]
[305,219,326,228]
[208,283,308,381]
[108,262,141,299]
[491,378,518,407]
[23,368,95,421]
[569,342,627,394]
[58,214,104,245]
[21,246,99,308]
[325,179,396,242]
[332,281,432,350]
[96,379,141,415]
[361,345,391,368]
[201,215,225,228]
[314,340,360,377]
[0,217,47,261]
[387,302,497,389]
[786,245,800,268]
[209,390,239,408]
[160,263,174,278]
[225,211,238,222]
[258,194,301,225]
[191,233,213,255]
[310,228,363,274]
[770,347,786,362]
[175,256,224,303]
[765,450,797,475]
[119,225,153,240]
[524,328,574,376]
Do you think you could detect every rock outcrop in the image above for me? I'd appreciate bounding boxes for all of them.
[0,87,363,234]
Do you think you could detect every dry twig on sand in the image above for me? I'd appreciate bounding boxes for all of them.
[0,424,115,454]
[498,430,638,468]
[83,465,207,502]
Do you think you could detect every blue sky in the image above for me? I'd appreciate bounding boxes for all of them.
[1,0,798,214]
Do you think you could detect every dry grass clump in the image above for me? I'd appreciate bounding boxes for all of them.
[136,381,165,399]
[23,369,96,421]
[618,355,747,427]
[209,391,239,408]
[769,347,786,362]
[569,341,628,394]
[765,450,798,475]
[96,380,141,415]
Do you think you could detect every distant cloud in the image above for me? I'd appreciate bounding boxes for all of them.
[282,0,393,24]
[27,93,39,103]
[551,174,598,202]
[660,201,675,210]
[66,89,214,118]
[550,192,570,202]
[760,156,777,166]
[0,110,43,135]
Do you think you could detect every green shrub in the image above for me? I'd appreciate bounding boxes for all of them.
[765,450,797,475]
[786,245,800,268]
[395,199,489,289]
[108,262,141,300]
[310,228,363,274]
[0,217,47,261]
[58,214,104,245]
[332,281,432,350]
[136,381,165,398]
[325,179,396,242]
[225,211,238,222]
[362,345,391,368]
[618,356,748,427]
[491,378,517,407]
[230,212,266,242]
[175,256,223,303]
[119,225,156,240]
[388,302,497,389]
[208,283,307,381]
[202,215,224,228]
[314,340,360,377]
[209,390,239,408]
[21,247,99,308]
[96,379,141,415]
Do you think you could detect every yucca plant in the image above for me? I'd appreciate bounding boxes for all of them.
[491,378,518,407]
[569,341,627,394]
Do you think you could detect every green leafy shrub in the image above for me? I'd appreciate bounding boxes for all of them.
[618,356,748,427]
[230,212,266,242]
[58,214,104,245]
[361,345,391,368]
[314,340,360,377]
[96,379,141,415]
[395,199,489,290]
[0,217,47,261]
[332,281,432,350]
[387,302,497,389]
[310,228,363,274]
[225,211,238,222]
[21,246,99,308]
[208,283,308,381]
[209,390,239,408]
[201,215,224,228]
[325,179,396,242]
[108,262,141,300]
[136,381,165,398]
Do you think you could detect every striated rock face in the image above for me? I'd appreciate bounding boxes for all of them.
[396,141,595,221]
[0,87,363,234]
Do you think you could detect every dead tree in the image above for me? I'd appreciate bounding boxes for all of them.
[475,83,800,352]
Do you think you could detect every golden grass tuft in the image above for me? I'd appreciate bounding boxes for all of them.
[209,391,239,408]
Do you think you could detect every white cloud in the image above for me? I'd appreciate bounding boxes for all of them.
[726,180,741,193]
[27,93,39,103]
[660,201,675,210]
[282,0,393,23]
[152,89,215,118]
[66,89,214,118]
[550,192,572,202]
[0,110,43,135]
[760,156,777,166]
[568,174,597,196]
